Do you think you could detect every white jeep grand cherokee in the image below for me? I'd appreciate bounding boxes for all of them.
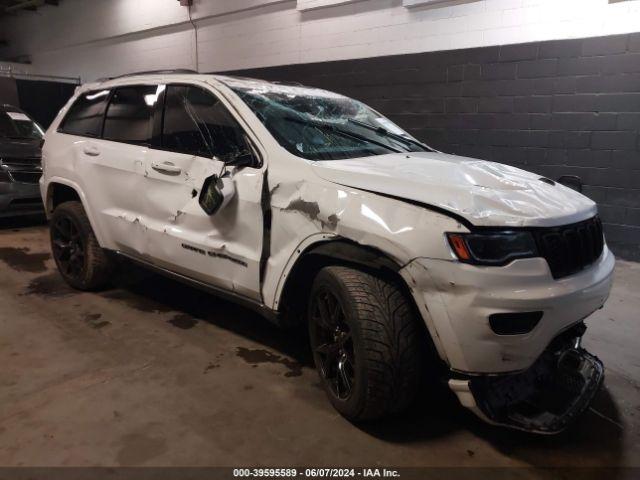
[41,71,614,433]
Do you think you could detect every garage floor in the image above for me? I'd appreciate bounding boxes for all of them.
[1,218,639,471]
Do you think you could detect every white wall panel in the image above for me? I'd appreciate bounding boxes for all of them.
[1,0,639,81]
[297,0,361,11]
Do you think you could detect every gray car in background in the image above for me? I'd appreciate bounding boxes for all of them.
[0,104,44,217]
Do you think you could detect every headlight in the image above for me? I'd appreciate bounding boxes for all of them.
[447,231,538,266]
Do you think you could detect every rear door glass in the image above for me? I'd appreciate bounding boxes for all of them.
[103,85,160,145]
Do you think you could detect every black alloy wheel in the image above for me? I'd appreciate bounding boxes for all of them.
[51,214,86,281]
[49,201,113,291]
[309,287,356,400]
[308,266,423,421]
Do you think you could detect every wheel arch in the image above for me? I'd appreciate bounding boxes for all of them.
[45,181,81,214]
[44,178,106,246]
[278,238,404,314]
[276,237,445,368]
[276,238,403,317]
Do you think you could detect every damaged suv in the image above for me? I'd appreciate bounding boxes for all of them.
[41,72,614,433]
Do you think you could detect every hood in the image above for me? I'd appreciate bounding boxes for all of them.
[0,138,41,160]
[310,152,596,228]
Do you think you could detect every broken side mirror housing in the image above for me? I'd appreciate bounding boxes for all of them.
[199,174,236,215]
[557,175,583,193]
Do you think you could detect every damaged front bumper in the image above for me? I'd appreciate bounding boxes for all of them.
[449,323,604,434]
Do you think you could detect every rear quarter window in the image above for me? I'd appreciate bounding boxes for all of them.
[59,89,111,137]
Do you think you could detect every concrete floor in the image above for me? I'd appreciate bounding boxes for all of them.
[1,218,639,471]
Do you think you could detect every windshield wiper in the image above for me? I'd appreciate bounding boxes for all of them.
[283,116,401,154]
[347,118,432,152]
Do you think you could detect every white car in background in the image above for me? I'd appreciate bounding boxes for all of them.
[40,70,614,433]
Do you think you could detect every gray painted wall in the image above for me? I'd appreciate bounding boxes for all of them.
[225,33,640,260]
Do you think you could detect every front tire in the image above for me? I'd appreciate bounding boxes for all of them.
[308,266,423,421]
[50,201,113,290]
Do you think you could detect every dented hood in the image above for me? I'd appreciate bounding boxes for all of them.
[310,152,597,227]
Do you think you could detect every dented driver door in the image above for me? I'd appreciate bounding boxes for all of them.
[141,83,265,301]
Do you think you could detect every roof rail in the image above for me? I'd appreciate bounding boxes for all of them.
[97,69,199,82]
[271,80,305,87]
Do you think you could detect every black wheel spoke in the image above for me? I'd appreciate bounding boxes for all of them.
[329,298,341,323]
[317,342,340,375]
[315,342,339,356]
[310,287,355,401]
[337,354,352,394]
[69,223,81,241]
[317,294,334,330]
[54,220,70,239]
[70,251,83,266]
[52,215,86,282]
[52,238,69,249]
[324,351,339,377]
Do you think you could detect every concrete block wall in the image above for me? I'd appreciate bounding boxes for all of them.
[226,33,640,259]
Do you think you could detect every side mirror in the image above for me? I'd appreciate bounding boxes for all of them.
[199,174,236,215]
[557,175,583,193]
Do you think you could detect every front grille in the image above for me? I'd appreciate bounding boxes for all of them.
[1,157,42,184]
[534,216,604,279]
[10,171,41,184]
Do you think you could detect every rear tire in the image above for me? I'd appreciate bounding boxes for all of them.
[308,266,423,421]
[50,201,113,290]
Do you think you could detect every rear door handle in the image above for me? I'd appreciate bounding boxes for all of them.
[83,145,101,157]
[151,161,182,175]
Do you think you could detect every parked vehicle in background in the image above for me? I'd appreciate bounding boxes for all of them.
[0,104,44,217]
[40,71,614,434]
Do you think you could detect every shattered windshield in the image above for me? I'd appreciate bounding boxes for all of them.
[227,80,430,161]
[0,110,44,140]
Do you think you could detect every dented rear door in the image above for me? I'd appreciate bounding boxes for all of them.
[82,85,161,253]
[141,83,264,301]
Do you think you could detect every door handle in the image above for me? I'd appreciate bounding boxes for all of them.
[151,161,182,175]
[83,145,101,157]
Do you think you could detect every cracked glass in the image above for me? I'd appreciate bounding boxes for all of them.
[162,85,254,163]
[228,80,431,161]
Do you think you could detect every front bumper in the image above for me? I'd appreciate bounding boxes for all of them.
[0,181,44,217]
[401,245,615,374]
[449,323,604,434]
